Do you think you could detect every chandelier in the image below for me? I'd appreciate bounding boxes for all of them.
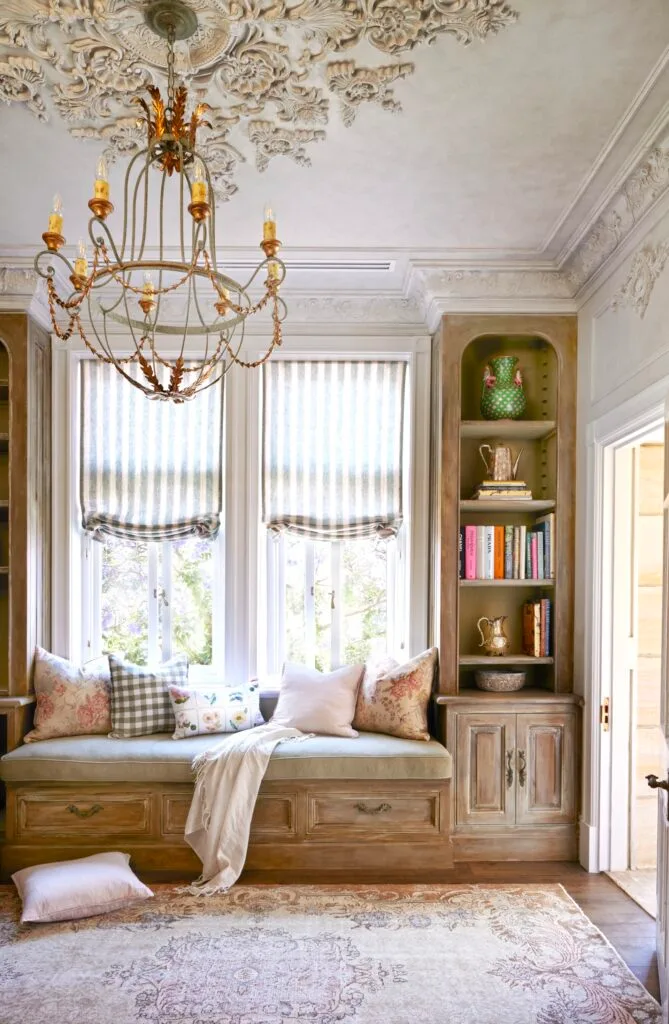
[34,0,286,402]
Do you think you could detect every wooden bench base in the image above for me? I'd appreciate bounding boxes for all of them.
[1,778,453,881]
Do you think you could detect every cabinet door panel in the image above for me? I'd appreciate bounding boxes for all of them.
[515,713,576,825]
[455,713,516,827]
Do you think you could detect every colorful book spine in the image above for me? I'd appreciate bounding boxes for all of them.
[544,599,551,655]
[459,527,464,579]
[485,526,494,580]
[537,531,545,580]
[504,525,514,578]
[476,526,485,579]
[512,526,520,579]
[465,525,477,580]
[494,525,505,579]
[530,533,538,579]
[519,525,527,580]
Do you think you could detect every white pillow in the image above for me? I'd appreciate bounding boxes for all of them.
[12,852,153,923]
[271,662,364,737]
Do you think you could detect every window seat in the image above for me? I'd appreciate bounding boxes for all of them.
[0,731,452,784]
[0,731,453,881]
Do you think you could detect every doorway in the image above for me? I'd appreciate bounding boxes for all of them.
[605,432,665,917]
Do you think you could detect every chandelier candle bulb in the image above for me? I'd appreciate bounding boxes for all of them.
[94,155,109,201]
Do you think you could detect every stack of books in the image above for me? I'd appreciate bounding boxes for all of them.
[472,479,532,500]
[522,598,552,656]
[459,513,555,580]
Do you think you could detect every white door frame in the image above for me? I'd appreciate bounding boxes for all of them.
[584,377,667,872]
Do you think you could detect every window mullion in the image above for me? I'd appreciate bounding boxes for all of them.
[331,541,343,668]
[162,541,172,662]
[305,541,316,668]
[148,544,159,664]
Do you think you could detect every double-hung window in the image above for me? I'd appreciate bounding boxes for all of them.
[80,360,223,670]
[261,359,408,672]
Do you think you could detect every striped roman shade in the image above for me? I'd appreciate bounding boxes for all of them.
[262,360,407,540]
[80,361,223,542]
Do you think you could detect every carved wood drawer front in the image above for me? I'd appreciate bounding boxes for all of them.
[162,793,297,838]
[306,791,441,836]
[17,792,151,836]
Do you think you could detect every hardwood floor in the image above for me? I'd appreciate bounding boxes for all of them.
[240,861,661,1002]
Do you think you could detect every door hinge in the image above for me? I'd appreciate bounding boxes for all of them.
[600,696,610,732]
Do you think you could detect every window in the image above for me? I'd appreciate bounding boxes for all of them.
[100,536,214,666]
[268,533,399,672]
[261,359,408,672]
[79,360,223,670]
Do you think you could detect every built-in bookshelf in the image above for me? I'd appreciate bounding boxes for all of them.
[430,315,577,697]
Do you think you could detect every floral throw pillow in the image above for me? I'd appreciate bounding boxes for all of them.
[352,648,438,741]
[24,647,111,742]
[168,682,261,739]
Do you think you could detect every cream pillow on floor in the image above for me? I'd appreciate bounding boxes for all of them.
[271,662,364,737]
[12,852,153,923]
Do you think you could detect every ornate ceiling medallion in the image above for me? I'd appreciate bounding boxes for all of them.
[0,0,519,199]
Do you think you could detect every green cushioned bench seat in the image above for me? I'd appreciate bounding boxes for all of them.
[0,731,452,784]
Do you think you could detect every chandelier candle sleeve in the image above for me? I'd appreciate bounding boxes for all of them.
[48,194,63,234]
[94,155,109,201]
[191,160,207,204]
[74,238,87,279]
[263,205,276,242]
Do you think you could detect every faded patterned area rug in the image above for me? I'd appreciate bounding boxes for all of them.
[0,883,661,1024]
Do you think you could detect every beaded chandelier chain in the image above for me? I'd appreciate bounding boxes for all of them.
[34,0,286,402]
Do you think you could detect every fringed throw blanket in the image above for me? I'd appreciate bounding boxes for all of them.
[184,723,303,894]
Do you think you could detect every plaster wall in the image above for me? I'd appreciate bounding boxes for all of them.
[576,206,669,870]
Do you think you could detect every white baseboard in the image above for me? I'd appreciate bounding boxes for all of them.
[579,819,600,872]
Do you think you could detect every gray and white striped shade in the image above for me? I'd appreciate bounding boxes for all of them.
[80,361,223,542]
[262,360,407,540]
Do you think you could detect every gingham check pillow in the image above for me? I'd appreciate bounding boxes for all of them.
[108,654,188,738]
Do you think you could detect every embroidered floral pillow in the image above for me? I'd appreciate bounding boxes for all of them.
[168,682,261,740]
[352,648,438,741]
[24,647,112,742]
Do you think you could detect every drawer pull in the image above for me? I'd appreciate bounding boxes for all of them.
[354,802,391,815]
[67,803,103,819]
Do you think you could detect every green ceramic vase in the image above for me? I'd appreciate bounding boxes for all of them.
[480,355,526,420]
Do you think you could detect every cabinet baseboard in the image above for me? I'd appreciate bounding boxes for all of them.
[452,825,578,862]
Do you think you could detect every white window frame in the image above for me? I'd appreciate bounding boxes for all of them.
[264,495,402,674]
[250,338,431,679]
[53,333,431,685]
[53,346,225,683]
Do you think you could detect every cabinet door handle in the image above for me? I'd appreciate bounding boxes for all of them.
[506,750,514,788]
[67,803,103,819]
[517,749,526,788]
[354,802,391,815]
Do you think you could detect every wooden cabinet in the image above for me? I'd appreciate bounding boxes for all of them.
[440,691,581,861]
[515,712,576,825]
[455,713,516,827]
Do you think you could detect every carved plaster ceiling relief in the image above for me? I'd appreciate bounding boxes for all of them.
[564,131,669,293]
[0,0,519,199]
[612,241,669,319]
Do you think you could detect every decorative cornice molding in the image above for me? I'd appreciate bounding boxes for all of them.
[563,126,669,293]
[0,264,50,329]
[0,0,518,199]
[612,241,669,319]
